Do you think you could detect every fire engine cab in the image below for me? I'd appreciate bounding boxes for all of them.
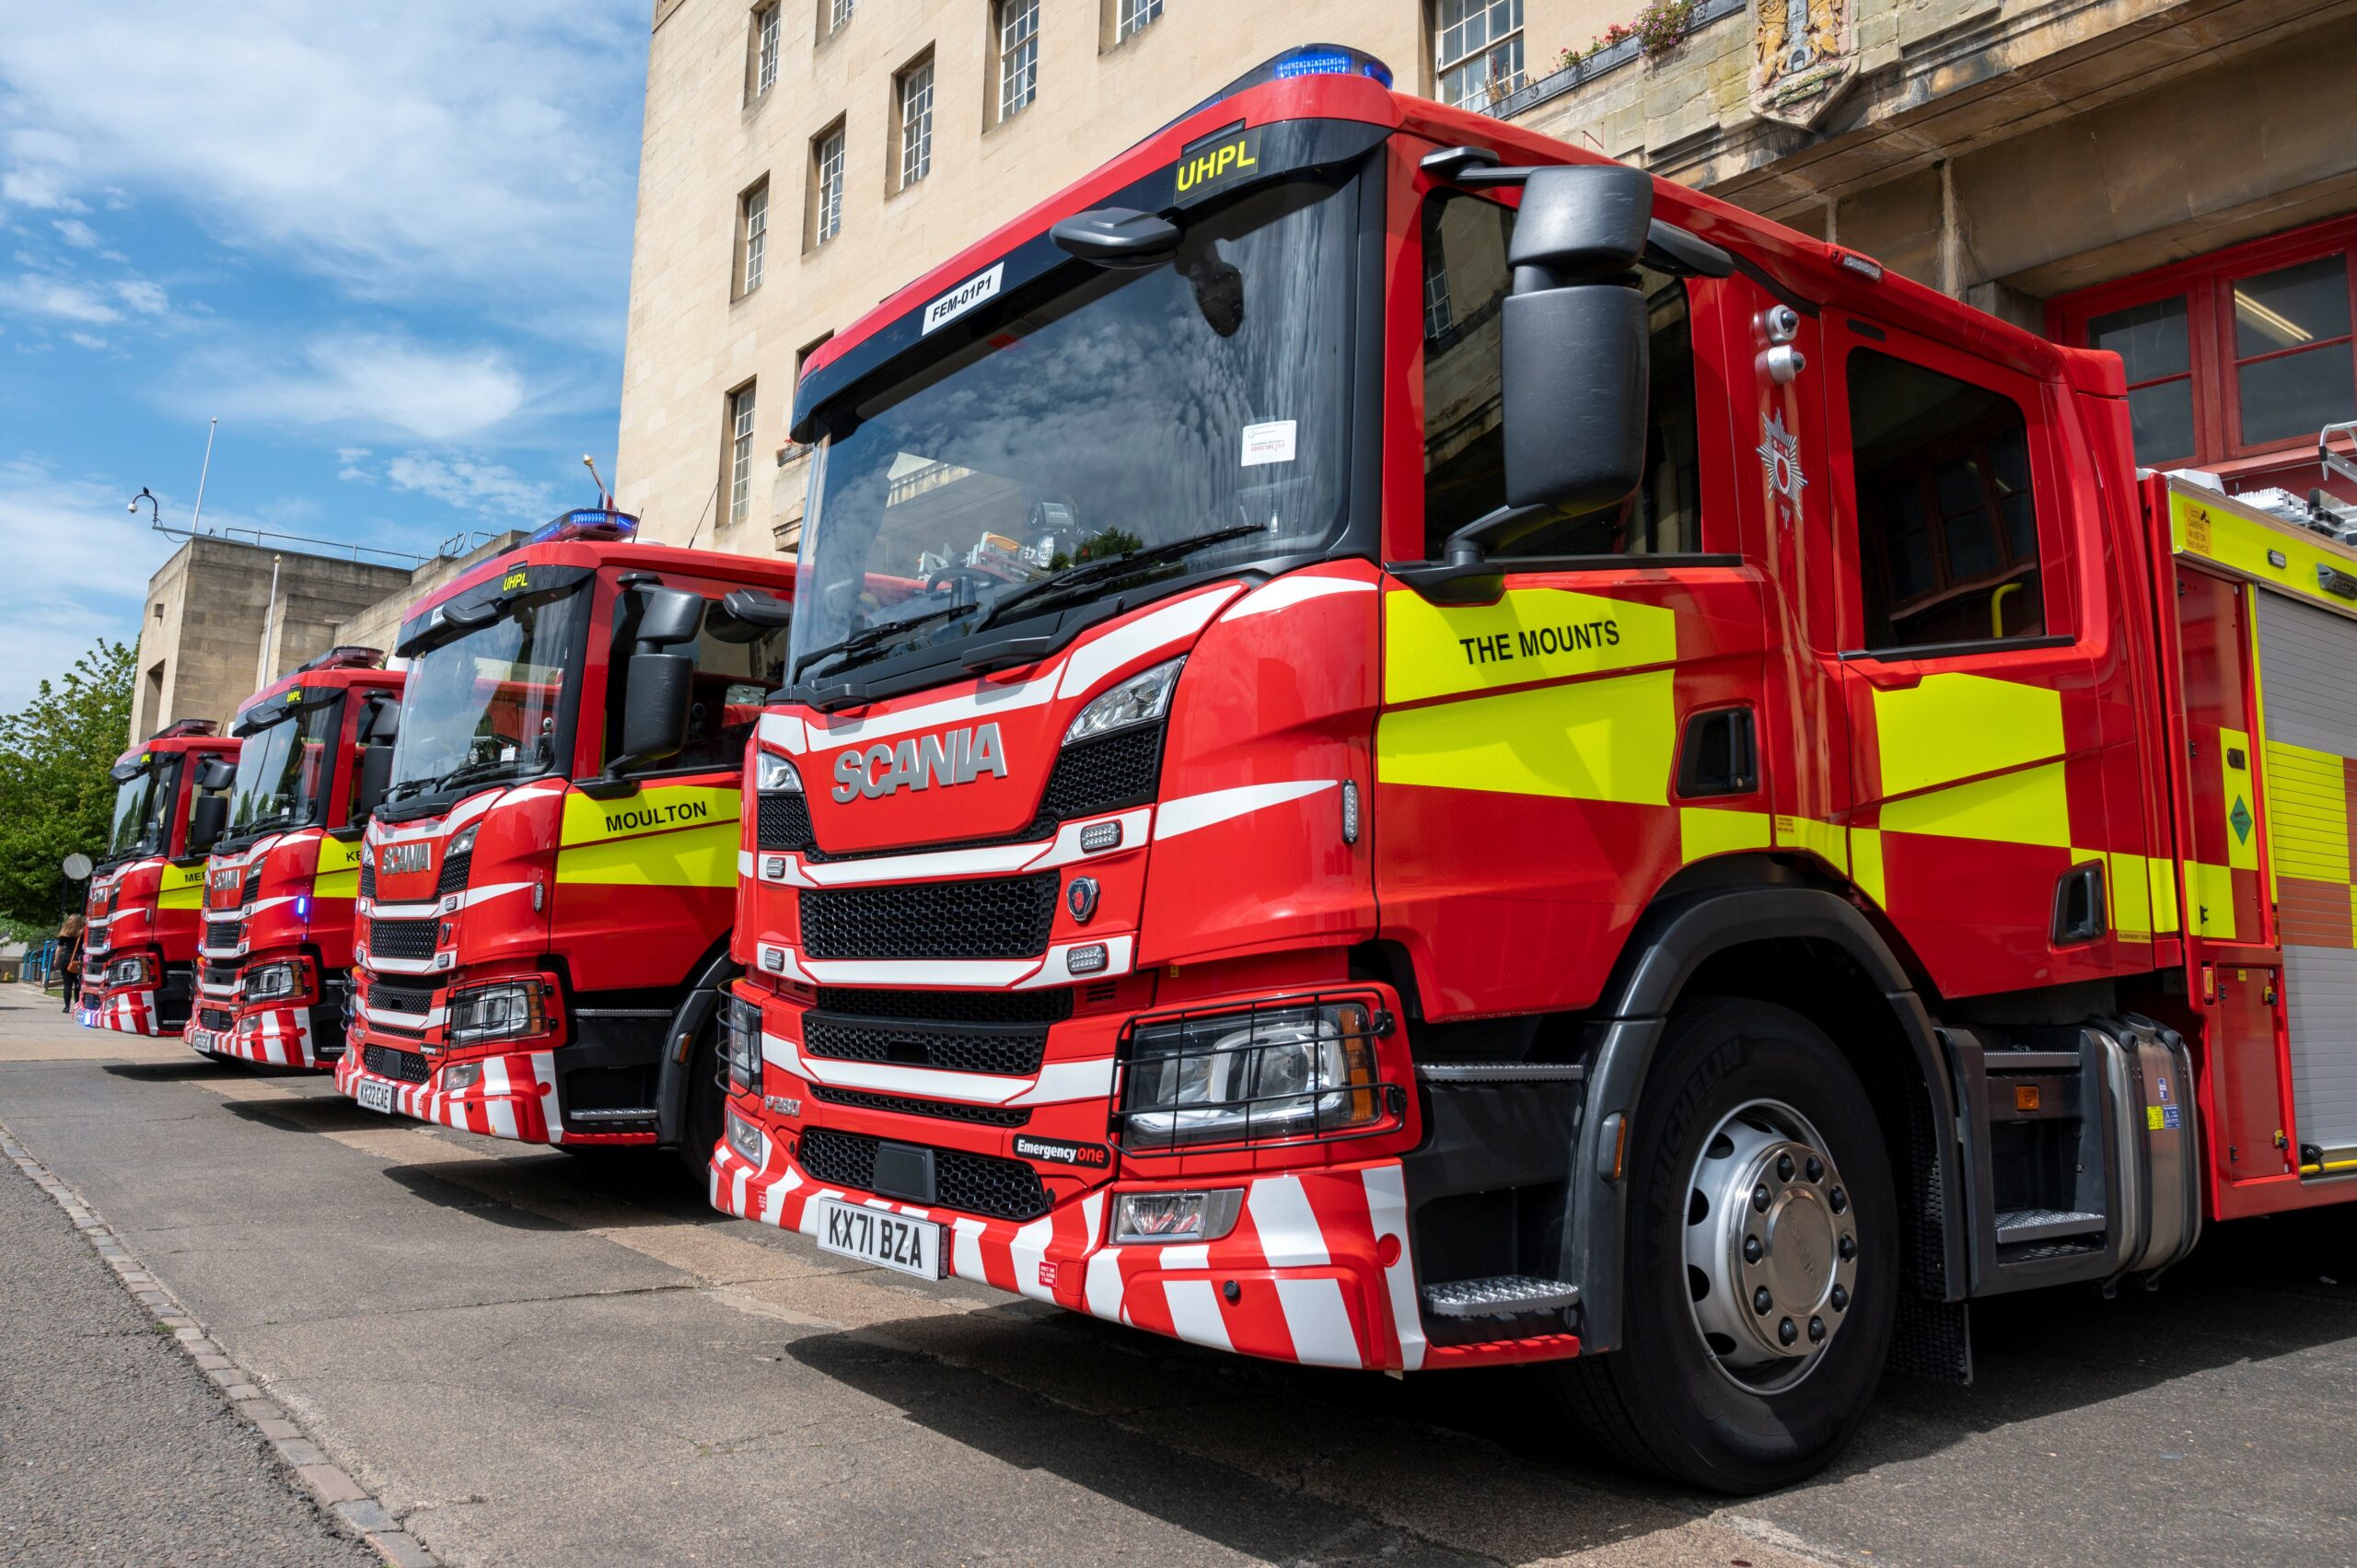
[185,647,403,1068]
[711,47,2357,1490]
[334,509,796,1161]
[78,719,239,1036]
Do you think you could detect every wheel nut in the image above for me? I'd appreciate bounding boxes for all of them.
[1829,1187,1848,1215]
[1776,1153,1794,1181]
[1805,1156,1824,1181]
[1778,1316,1798,1346]
[1753,1286,1772,1315]
[1808,1316,1827,1343]
[1743,1235,1763,1264]
[1752,1183,1771,1213]
[1830,1283,1849,1311]
[1838,1233,1855,1261]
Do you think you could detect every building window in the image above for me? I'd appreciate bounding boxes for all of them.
[726,384,758,528]
[809,124,844,247]
[737,179,769,296]
[2051,215,2357,482]
[1847,351,2047,651]
[754,3,780,95]
[1419,191,1700,560]
[1115,0,1161,43]
[996,0,1039,122]
[828,0,854,32]
[1434,0,1524,111]
[897,55,934,190]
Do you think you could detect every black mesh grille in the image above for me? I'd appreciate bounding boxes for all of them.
[367,981,435,1017]
[367,917,437,961]
[202,959,240,992]
[363,1043,432,1084]
[240,866,262,906]
[1038,726,1163,822]
[435,849,471,897]
[799,872,1058,960]
[797,1128,1050,1221]
[359,858,376,901]
[199,1007,236,1032]
[808,1084,1031,1127]
[757,792,813,852]
[813,987,1073,1025]
[804,1016,1047,1075]
[204,920,247,954]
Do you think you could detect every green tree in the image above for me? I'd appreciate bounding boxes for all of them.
[0,637,135,937]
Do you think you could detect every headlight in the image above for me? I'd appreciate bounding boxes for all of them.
[1120,999,1387,1150]
[1111,1189,1244,1245]
[107,955,156,988]
[725,1105,767,1166]
[447,979,546,1045]
[244,961,301,1003]
[448,822,480,857]
[1065,656,1183,746]
[724,992,763,1095]
[443,1062,482,1093]
[755,751,803,793]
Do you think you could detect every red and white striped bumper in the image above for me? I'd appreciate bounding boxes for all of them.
[710,1136,1434,1372]
[89,987,164,1038]
[333,1046,564,1144]
[190,1006,322,1069]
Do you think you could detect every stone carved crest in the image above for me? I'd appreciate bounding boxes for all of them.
[1750,0,1855,127]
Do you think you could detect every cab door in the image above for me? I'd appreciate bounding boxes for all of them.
[1823,318,2121,997]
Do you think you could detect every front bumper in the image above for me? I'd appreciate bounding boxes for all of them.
[87,984,164,1037]
[710,1133,1432,1371]
[332,1045,570,1144]
[188,1004,321,1068]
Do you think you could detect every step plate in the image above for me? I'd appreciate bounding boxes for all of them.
[1992,1207,2105,1244]
[1422,1275,1581,1318]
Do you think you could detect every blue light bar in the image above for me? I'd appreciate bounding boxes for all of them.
[527,507,640,546]
[1162,44,1394,134]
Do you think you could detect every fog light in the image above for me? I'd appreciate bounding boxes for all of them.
[1067,943,1108,976]
[444,1062,483,1093]
[725,1106,766,1166]
[1112,1190,1244,1245]
[723,993,763,1096]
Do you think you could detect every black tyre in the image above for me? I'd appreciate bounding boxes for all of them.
[675,1010,727,1179]
[1550,996,1897,1493]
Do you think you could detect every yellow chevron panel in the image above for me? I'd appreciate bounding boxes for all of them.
[1382,587,1678,706]
[1376,668,1677,805]
[1680,807,1771,865]
[1872,673,2064,798]
[1878,761,2072,849]
[2262,738,2348,883]
[555,819,737,888]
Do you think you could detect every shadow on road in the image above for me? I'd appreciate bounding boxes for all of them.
[102,1058,314,1084]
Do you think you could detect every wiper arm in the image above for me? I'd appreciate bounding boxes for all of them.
[970,525,1265,632]
[793,600,982,683]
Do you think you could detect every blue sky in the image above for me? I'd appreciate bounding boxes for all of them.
[0,3,650,707]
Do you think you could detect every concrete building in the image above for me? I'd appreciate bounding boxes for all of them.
[618,0,2357,546]
[129,531,522,748]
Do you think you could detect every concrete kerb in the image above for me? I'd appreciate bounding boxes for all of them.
[0,1119,438,1568]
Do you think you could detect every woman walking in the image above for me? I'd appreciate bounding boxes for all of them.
[57,914,85,1015]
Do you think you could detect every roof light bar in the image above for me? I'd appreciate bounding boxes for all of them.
[294,645,385,674]
[1836,250,1885,281]
[526,507,641,546]
[1164,43,1393,133]
[150,718,220,739]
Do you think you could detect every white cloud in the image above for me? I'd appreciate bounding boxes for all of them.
[67,331,107,351]
[374,452,556,521]
[52,217,99,249]
[114,279,167,315]
[200,331,526,443]
[0,274,121,324]
[0,5,644,330]
[0,459,179,709]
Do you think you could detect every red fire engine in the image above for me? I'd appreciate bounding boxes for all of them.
[710,46,2357,1490]
[184,647,404,1068]
[78,720,240,1036]
[333,509,796,1160]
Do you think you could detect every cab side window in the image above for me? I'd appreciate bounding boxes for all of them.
[604,594,789,774]
[1421,190,1701,559]
[1848,350,2047,651]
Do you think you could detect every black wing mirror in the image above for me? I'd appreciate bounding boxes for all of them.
[195,758,236,793]
[186,793,227,854]
[719,587,794,631]
[353,745,397,821]
[584,586,708,796]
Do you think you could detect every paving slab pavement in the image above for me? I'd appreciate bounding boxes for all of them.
[5,989,2355,1566]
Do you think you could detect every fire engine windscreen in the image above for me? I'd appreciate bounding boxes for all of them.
[383,589,586,807]
[105,760,176,862]
[220,699,340,840]
[790,174,1357,681]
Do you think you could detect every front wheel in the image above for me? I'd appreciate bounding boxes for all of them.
[675,1006,727,1179]
[1550,997,1897,1493]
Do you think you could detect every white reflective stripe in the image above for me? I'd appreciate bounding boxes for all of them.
[729,1159,750,1216]
[489,1099,520,1139]
[363,954,441,974]
[1008,1057,1116,1106]
[1155,780,1337,842]
[1245,1175,1330,1268]
[1159,1243,1211,1272]
[1084,1248,1127,1322]
[801,955,1039,987]
[458,881,533,912]
[950,1215,988,1283]
[759,1162,803,1226]
[1014,935,1134,990]
[737,849,753,877]
[756,713,809,754]
[788,1051,1029,1105]
[789,808,1153,888]
[535,1051,564,1144]
[365,900,440,920]
[360,1001,446,1028]
[1163,1279,1233,1352]
[1362,1163,1425,1371]
[1009,1215,1057,1303]
[1274,1277,1361,1367]
[1221,573,1376,619]
[1055,584,1242,702]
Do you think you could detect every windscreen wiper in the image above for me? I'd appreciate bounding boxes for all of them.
[968,525,1265,633]
[391,757,518,802]
[793,600,983,683]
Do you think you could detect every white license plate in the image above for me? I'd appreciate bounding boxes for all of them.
[812,1196,944,1279]
[354,1078,397,1115]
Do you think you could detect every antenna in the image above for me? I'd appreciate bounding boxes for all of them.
[583,454,612,510]
[191,417,218,534]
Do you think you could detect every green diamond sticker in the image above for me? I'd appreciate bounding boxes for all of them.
[2231,796,2253,844]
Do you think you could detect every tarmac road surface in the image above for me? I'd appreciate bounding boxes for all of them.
[4,988,2354,1567]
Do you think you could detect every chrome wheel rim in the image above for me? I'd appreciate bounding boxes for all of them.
[1682,1098,1858,1392]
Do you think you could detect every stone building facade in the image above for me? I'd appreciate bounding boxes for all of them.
[619,0,2357,542]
